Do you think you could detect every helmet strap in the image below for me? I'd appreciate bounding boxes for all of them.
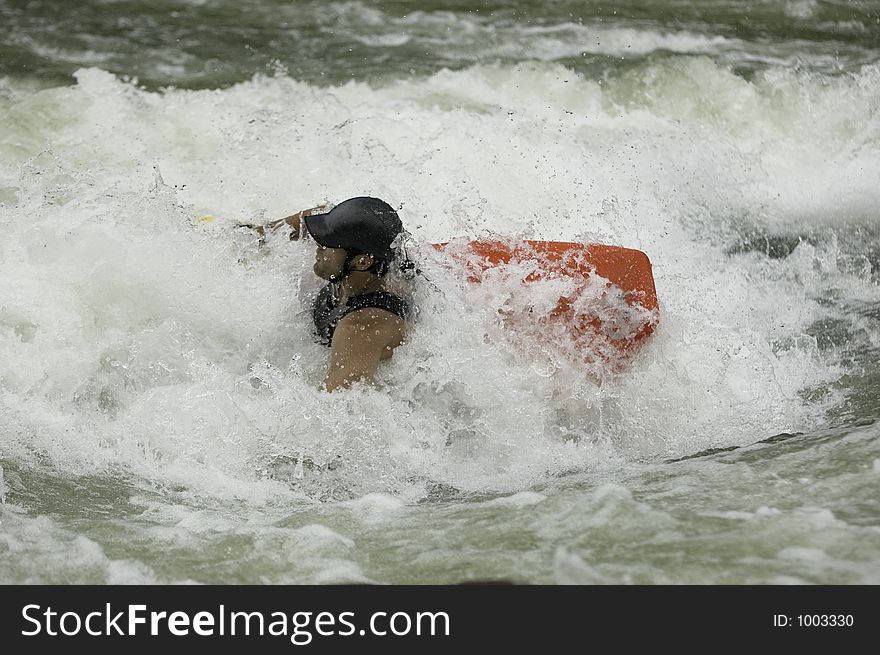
[327,252,355,283]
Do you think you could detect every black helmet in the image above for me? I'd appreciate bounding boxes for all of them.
[303,197,403,264]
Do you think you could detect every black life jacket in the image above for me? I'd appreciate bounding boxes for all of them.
[312,283,410,346]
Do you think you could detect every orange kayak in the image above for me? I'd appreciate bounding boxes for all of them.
[432,239,659,371]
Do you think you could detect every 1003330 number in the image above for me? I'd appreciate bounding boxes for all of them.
[797,615,854,627]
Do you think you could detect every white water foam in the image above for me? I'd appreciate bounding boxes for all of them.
[0,59,876,502]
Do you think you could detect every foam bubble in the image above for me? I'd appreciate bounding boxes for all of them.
[343,492,407,524]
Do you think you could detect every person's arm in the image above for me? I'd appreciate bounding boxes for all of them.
[240,204,329,240]
[324,309,405,392]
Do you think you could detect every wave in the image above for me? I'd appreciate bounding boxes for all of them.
[0,60,876,500]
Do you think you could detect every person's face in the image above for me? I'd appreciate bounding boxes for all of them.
[313,244,348,280]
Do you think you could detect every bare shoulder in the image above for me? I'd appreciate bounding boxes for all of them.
[325,308,406,390]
